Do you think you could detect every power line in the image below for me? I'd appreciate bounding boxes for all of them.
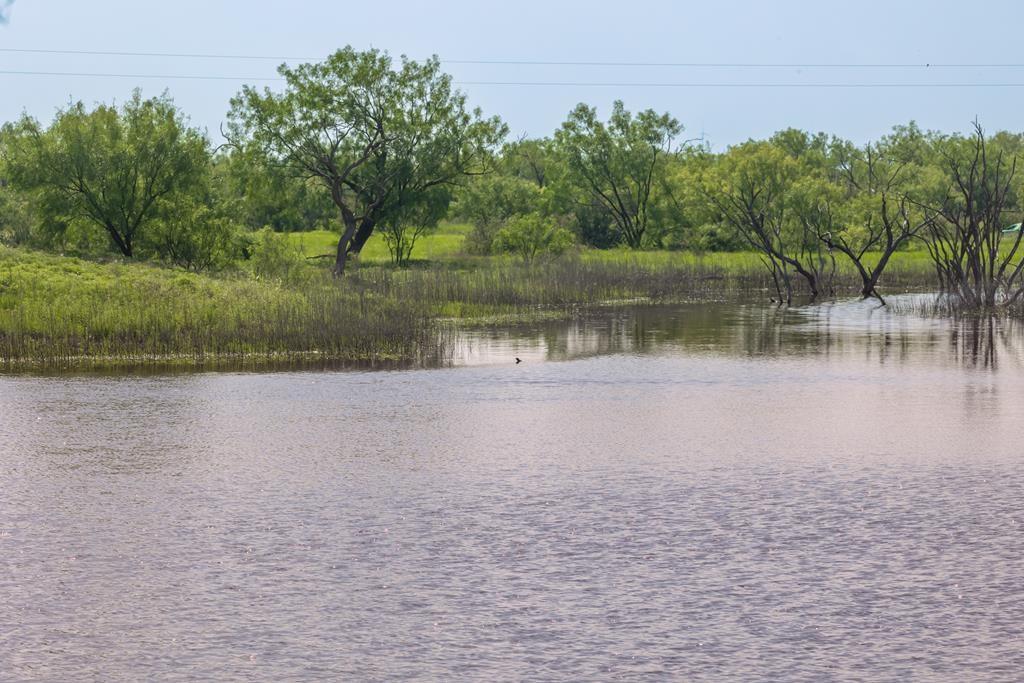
[3,69,1024,88]
[0,69,282,81]
[459,81,1024,88]
[2,47,1024,69]
[0,48,317,61]
[447,60,1024,69]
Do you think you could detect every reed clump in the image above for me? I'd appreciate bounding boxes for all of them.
[359,250,936,308]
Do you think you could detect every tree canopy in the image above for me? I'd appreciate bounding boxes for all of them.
[555,101,681,249]
[2,91,209,258]
[3,47,1024,310]
[229,47,506,275]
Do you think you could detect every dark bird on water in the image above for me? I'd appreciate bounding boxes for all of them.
[515,357,522,364]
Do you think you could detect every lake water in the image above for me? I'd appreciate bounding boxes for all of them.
[3,298,1024,681]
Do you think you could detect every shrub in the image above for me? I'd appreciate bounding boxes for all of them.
[145,201,242,272]
[248,228,309,284]
[494,213,574,263]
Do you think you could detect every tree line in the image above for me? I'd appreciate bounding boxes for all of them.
[3,46,1024,307]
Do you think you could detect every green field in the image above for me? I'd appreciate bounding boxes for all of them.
[286,223,473,264]
[286,222,936,279]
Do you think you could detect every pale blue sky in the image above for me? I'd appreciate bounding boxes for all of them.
[2,0,1023,149]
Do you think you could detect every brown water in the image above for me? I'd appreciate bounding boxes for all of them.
[2,298,1024,681]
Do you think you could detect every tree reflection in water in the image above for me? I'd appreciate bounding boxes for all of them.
[453,296,1024,371]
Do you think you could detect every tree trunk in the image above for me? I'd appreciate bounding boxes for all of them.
[105,223,132,257]
[333,213,360,277]
[348,218,376,255]
[861,249,896,303]
[785,259,818,301]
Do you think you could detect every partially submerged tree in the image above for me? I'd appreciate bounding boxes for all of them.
[918,123,1024,307]
[822,144,930,303]
[2,91,209,257]
[788,175,840,299]
[698,141,825,303]
[555,101,680,248]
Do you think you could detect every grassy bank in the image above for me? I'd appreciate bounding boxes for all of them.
[0,236,940,369]
[0,247,437,369]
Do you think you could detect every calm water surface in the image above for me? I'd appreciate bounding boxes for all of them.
[2,298,1024,681]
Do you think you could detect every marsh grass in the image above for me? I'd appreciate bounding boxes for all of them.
[0,242,941,369]
[355,249,937,309]
[0,248,438,369]
[890,291,1024,321]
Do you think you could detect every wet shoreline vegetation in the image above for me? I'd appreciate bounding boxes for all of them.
[4,46,1024,368]
[1,241,940,370]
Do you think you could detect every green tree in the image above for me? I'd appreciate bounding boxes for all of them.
[230,47,505,276]
[502,137,560,188]
[497,136,619,248]
[340,58,507,260]
[555,101,681,248]
[661,147,744,251]
[2,91,209,258]
[0,187,34,247]
[215,145,336,233]
[878,121,935,166]
[378,186,450,266]
[228,48,393,275]
[820,143,931,302]
[145,198,241,272]
[787,174,842,298]
[697,141,822,303]
[770,128,833,165]
[918,124,1024,307]
[247,227,308,284]
[455,174,541,254]
[0,158,36,247]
